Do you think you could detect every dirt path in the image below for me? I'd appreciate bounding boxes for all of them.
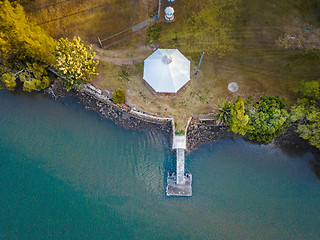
[92,44,154,65]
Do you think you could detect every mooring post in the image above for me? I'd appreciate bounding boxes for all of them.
[195,52,205,75]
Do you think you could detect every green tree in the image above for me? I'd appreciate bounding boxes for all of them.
[291,80,320,149]
[112,88,126,104]
[0,0,55,91]
[54,37,99,91]
[229,97,249,135]
[248,96,290,143]
[19,62,51,92]
[0,71,16,91]
[213,101,232,126]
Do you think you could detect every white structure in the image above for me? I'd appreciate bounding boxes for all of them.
[167,0,175,3]
[164,7,174,21]
[228,82,239,92]
[173,135,186,149]
[143,49,190,94]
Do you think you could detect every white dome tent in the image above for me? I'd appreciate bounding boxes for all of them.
[143,49,190,95]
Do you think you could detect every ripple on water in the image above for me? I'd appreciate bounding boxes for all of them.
[1,90,320,240]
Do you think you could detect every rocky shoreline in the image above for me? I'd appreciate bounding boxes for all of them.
[47,79,319,156]
[186,118,317,154]
[47,79,173,138]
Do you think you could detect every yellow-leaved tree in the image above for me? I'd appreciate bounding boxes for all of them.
[0,0,55,91]
[229,97,250,135]
[54,37,99,91]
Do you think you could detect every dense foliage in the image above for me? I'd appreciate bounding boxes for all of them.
[220,96,290,143]
[0,71,16,91]
[54,37,99,91]
[248,96,290,143]
[19,62,51,92]
[175,130,185,136]
[291,80,320,149]
[229,97,249,135]
[112,88,126,104]
[0,0,55,91]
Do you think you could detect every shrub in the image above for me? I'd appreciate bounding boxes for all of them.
[213,101,232,126]
[112,88,126,104]
[175,130,185,136]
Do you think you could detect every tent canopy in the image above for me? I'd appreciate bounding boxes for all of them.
[143,49,190,93]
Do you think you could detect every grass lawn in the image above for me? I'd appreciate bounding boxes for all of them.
[25,0,320,131]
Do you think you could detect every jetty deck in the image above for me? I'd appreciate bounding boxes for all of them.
[166,172,192,196]
[166,135,192,196]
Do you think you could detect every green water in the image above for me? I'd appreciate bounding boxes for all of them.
[1,90,319,240]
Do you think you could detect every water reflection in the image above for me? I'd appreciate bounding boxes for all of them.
[310,159,320,180]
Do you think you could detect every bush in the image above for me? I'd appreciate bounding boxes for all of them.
[175,130,185,136]
[213,101,232,126]
[112,88,126,104]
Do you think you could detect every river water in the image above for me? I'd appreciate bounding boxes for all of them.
[1,90,319,239]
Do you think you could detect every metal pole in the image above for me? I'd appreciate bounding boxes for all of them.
[157,0,161,20]
[195,52,204,75]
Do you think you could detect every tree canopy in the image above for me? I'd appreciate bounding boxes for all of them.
[0,70,16,91]
[54,37,99,91]
[291,80,320,149]
[0,0,55,91]
[248,96,290,143]
[229,97,250,135]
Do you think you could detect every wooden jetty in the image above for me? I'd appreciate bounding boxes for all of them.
[166,135,192,197]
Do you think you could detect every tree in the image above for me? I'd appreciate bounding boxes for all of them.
[213,101,232,126]
[112,88,126,104]
[248,96,290,143]
[19,62,51,92]
[54,37,99,91]
[0,0,55,91]
[0,71,16,91]
[291,80,320,149]
[229,97,250,135]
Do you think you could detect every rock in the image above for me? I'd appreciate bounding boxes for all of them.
[45,80,319,155]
